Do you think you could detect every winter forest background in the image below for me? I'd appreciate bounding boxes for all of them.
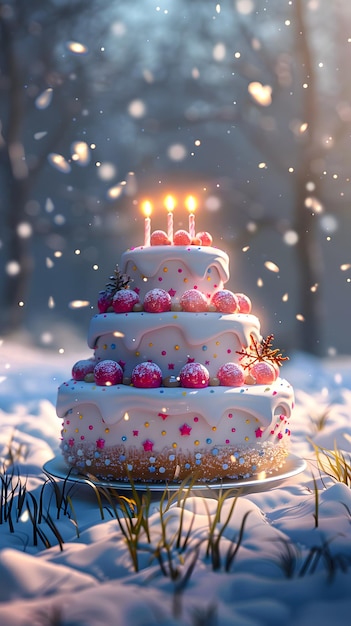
[1,0,351,358]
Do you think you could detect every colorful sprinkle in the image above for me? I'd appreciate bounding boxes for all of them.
[143,439,154,451]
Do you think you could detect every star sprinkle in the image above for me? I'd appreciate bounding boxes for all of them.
[142,439,154,451]
[96,438,105,449]
[255,428,264,438]
[179,423,192,436]
[168,288,177,297]
[158,412,169,420]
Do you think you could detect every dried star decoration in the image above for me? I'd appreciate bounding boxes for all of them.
[236,334,289,370]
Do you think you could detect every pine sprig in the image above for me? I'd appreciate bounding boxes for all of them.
[97,265,132,312]
[104,265,131,295]
[236,334,289,370]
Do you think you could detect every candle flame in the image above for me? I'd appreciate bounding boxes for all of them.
[141,200,152,217]
[185,195,197,213]
[164,194,175,212]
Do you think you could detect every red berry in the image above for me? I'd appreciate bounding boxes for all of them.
[112,289,140,313]
[97,291,113,313]
[196,231,213,246]
[179,362,210,388]
[94,360,123,386]
[217,363,245,386]
[131,362,162,388]
[173,230,191,245]
[236,293,252,314]
[249,361,277,384]
[180,289,208,312]
[211,290,239,313]
[144,288,171,313]
[150,230,171,246]
[72,359,96,381]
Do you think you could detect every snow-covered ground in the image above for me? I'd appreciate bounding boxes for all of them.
[1,336,351,626]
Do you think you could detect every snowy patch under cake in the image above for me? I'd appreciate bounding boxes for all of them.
[56,220,294,482]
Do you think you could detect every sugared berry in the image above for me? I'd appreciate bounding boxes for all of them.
[236,293,252,314]
[217,363,245,387]
[179,362,210,388]
[94,360,123,386]
[249,361,277,384]
[143,288,171,313]
[211,290,239,313]
[97,291,113,314]
[72,359,96,381]
[151,230,171,246]
[112,289,140,313]
[173,230,191,245]
[196,231,213,246]
[131,362,163,388]
[180,289,208,312]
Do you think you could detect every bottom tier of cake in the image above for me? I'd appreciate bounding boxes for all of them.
[57,379,294,482]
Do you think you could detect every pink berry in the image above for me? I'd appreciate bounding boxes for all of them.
[97,290,113,314]
[236,293,252,314]
[112,289,140,313]
[180,289,208,312]
[131,362,162,388]
[173,230,191,246]
[217,363,245,387]
[249,361,277,384]
[151,230,171,246]
[94,360,123,386]
[72,359,96,381]
[144,288,171,313]
[211,290,239,313]
[196,231,213,246]
[179,362,210,388]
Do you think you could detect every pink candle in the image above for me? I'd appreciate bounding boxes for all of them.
[142,200,152,247]
[164,195,175,243]
[189,213,195,239]
[185,195,197,239]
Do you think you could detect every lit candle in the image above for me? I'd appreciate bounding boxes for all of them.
[142,200,152,246]
[185,195,197,239]
[164,194,175,243]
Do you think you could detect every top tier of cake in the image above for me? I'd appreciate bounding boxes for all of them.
[91,243,264,382]
[121,245,230,302]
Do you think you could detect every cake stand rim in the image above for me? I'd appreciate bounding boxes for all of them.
[42,454,307,494]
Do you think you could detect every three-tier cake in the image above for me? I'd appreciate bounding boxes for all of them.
[56,207,294,483]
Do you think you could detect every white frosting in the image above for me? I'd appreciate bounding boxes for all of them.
[122,245,230,282]
[89,312,259,351]
[88,311,261,377]
[57,378,293,434]
[121,245,230,301]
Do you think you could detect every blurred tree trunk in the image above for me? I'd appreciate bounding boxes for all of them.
[0,3,87,335]
[293,0,325,355]
[0,13,32,333]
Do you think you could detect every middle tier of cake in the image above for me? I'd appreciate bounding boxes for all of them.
[89,311,261,378]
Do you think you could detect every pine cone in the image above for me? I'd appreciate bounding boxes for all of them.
[97,265,131,313]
